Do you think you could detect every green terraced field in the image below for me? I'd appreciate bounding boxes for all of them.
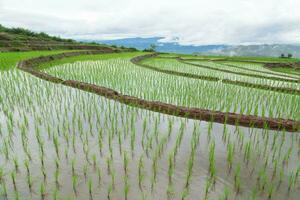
[0,51,300,200]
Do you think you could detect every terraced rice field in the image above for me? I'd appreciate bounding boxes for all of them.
[0,51,300,200]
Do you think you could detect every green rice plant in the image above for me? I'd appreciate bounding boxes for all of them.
[88,178,93,197]
[278,165,284,185]
[185,147,195,188]
[141,192,147,200]
[168,152,174,184]
[208,140,216,184]
[118,130,122,155]
[71,158,76,176]
[295,165,300,185]
[40,182,46,199]
[124,177,130,200]
[1,181,7,198]
[83,164,88,180]
[111,169,116,189]
[92,154,97,169]
[97,166,102,185]
[64,147,69,160]
[106,157,112,175]
[288,172,295,192]
[55,169,60,186]
[0,166,4,182]
[267,183,274,199]
[55,158,60,170]
[13,157,19,172]
[52,188,58,200]
[72,134,76,153]
[250,188,257,200]
[130,128,136,154]
[226,142,234,172]
[107,183,113,200]
[53,134,60,159]
[234,164,241,193]
[26,173,33,191]
[123,151,129,175]
[72,174,78,193]
[138,155,145,189]
[14,191,19,200]
[181,188,189,200]
[223,186,230,200]
[167,183,175,197]
[244,141,251,165]
[272,160,278,180]
[204,178,212,200]
[11,171,17,191]
[257,167,267,191]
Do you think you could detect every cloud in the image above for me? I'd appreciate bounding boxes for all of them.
[1,0,300,45]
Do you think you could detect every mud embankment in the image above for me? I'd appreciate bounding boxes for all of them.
[131,55,300,96]
[178,59,300,84]
[18,51,300,132]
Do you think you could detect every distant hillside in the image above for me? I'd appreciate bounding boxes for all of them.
[84,37,227,54]
[200,44,300,58]
[0,24,116,52]
[93,37,300,58]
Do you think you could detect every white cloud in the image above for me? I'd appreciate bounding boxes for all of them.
[0,0,300,45]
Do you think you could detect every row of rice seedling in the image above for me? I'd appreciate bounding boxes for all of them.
[45,57,300,120]
[185,59,300,81]
[0,52,299,200]
[218,61,300,79]
[141,57,300,90]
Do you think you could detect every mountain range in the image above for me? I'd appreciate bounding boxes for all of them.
[84,37,300,58]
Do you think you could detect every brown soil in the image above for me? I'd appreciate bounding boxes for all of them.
[17,51,300,132]
[264,62,300,71]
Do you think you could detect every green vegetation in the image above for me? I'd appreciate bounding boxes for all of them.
[0,24,112,52]
[0,50,77,70]
[0,50,299,200]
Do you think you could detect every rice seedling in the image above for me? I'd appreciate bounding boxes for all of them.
[40,182,46,199]
[288,172,295,192]
[88,178,93,198]
[234,163,241,193]
[1,51,299,200]
[138,155,145,189]
[124,177,130,200]
[107,183,113,200]
[208,140,216,184]
[268,183,274,199]
[181,188,189,200]
[1,181,7,198]
[11,171,17,191]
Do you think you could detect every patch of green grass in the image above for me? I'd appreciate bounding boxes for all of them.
[39,52,147,69]
[270,67,300,76]
[0,50,77,70]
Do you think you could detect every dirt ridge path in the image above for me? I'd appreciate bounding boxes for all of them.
[17,51,300,132]
[176,57,299,80]
[132,55,300,96]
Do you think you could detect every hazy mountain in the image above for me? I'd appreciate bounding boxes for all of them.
[83,37,227,54]
[83,37,300,58]
[200,44,300,58]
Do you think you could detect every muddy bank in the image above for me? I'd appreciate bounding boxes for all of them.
[18,51,300,132]
[264,62,300,70]
[132,55,300,96]
[178,59,300,83]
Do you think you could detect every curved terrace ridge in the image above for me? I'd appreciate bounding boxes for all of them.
[177,59,300,83]
[17,51,300,132]
[132,55,300,96]
[176,57,299,80]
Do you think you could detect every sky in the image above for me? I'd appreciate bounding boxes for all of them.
[0,0,300,45]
